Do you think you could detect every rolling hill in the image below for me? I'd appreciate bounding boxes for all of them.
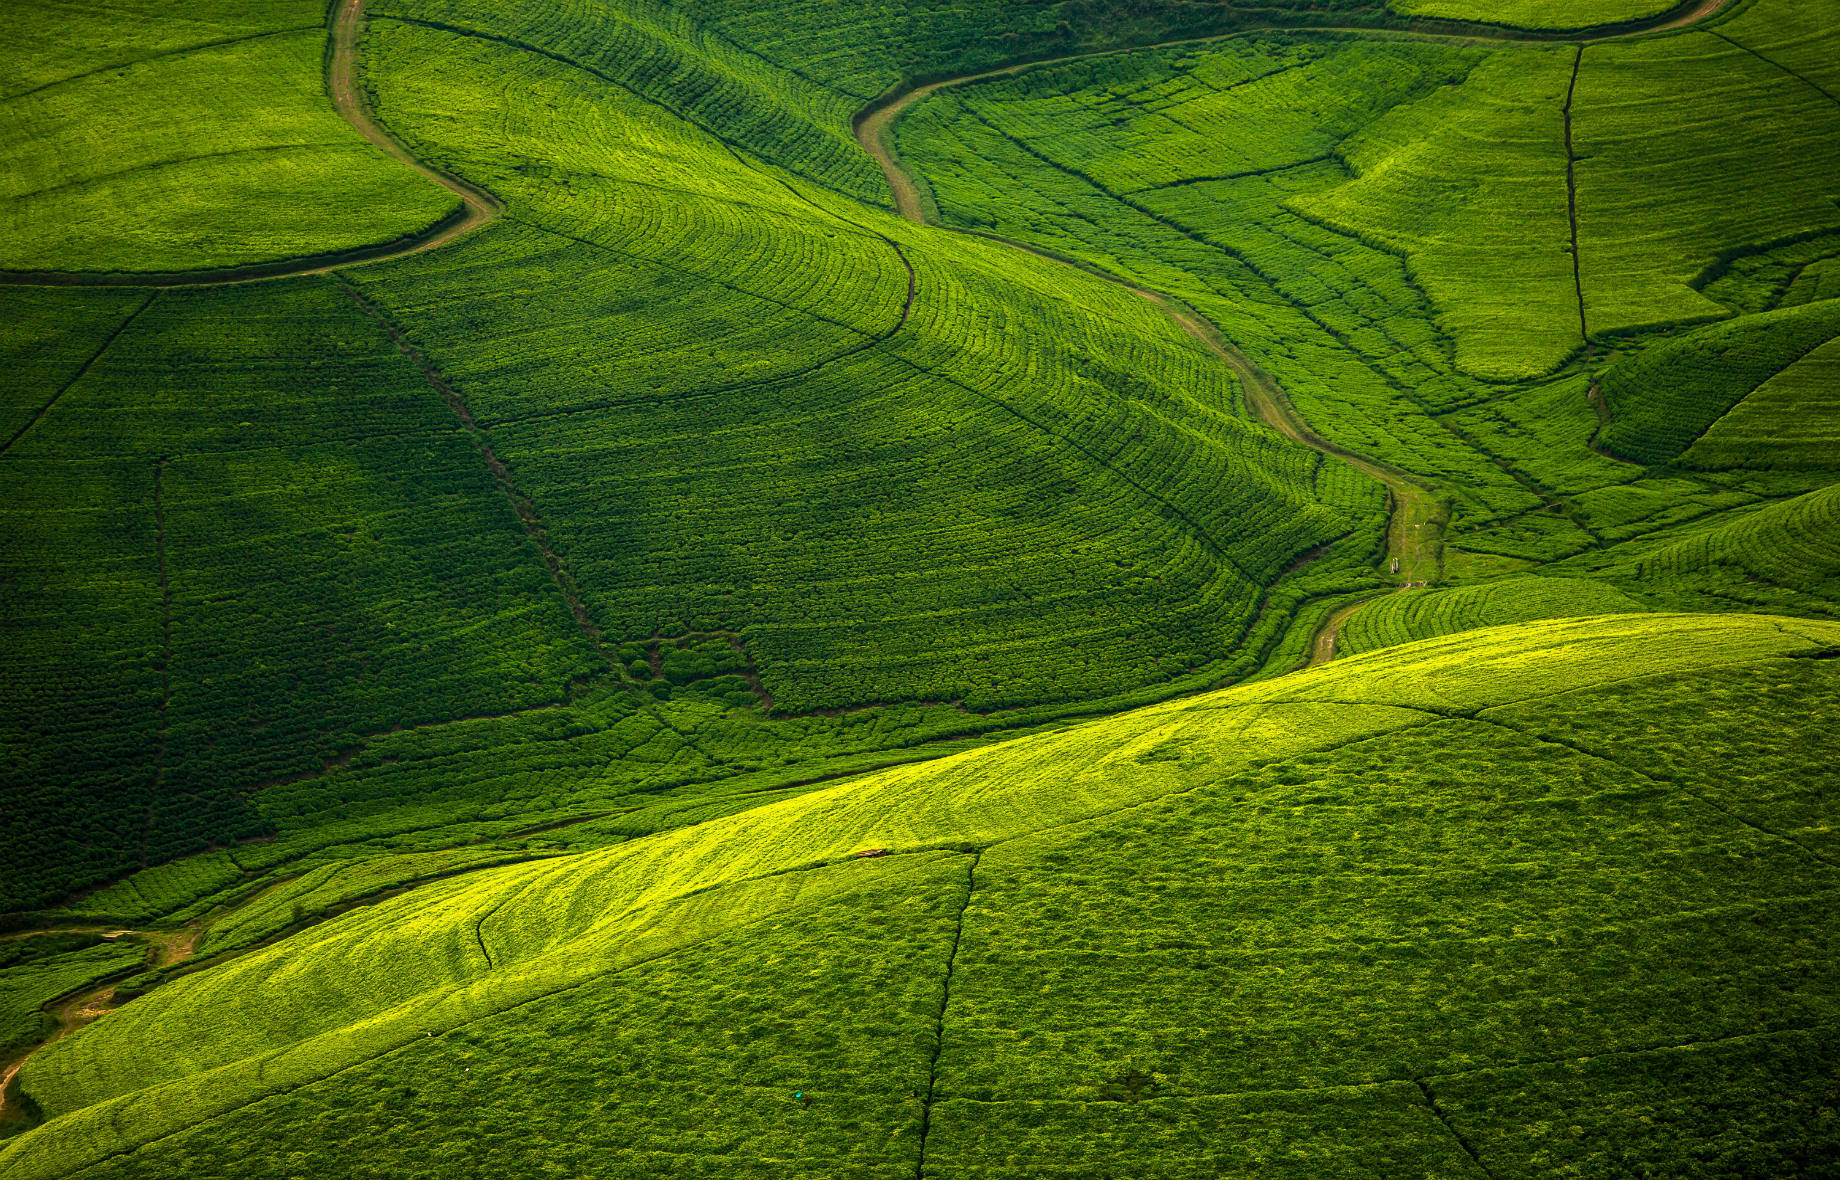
[2,0,1838,1174]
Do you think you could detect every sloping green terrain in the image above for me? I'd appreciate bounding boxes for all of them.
[2,0,1839,1173]
[4,614,1838,1176]
[0,0,460,273]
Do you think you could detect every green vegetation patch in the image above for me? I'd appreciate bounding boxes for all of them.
[1387,0,1674,27]
[1597,299,1840,466]
[0,280,598,910]
[1339,576,1645,654]
[1294,47,1580,379]
[1574,29,1840,338]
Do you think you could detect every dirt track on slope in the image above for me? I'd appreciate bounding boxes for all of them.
[852,0,1735,663]
[0,0,501,289]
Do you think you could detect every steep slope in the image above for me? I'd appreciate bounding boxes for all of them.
[5,612,1837,1177]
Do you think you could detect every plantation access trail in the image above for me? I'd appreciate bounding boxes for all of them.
[853,0,1740,662]
[857,67,1448,647]
[0,0,500,289]
[0,927,194,1125]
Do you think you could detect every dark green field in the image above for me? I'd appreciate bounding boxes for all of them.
[2,0,1837,1175]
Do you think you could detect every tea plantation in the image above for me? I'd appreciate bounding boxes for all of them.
[1,0,1838,1173]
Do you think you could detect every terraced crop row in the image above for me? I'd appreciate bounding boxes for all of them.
[1338,575,1644,654]
[1387,0,1675,26]
[1626,482,1840,615]
[369,0,886,201]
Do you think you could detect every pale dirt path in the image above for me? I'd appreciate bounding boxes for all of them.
[0,0,501,288]
[0,928,196,1123]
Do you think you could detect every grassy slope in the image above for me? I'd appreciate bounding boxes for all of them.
[0,0,458,273]
[891,1,1840,599]
[5,613,1838,1176]
[0,3,1388,912]
[1388,0,1674,25]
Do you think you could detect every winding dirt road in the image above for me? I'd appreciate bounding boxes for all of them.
[853,0,1735,663]
[0,0,501,288]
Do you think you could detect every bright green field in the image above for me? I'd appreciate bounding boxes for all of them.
[3,0,1840,1173]
[0,0,457,272]
[1388,0,1676,26]
[6,614,1839,1176]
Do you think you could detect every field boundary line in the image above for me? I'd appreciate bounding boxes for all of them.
[1563,45,1590,346]
[1704,28,1840,109]
[138,457,174,870]
[336,281,612,668]
[1414,1079,1498,1179]
[915,851,978,1180]
[0,293,156,460]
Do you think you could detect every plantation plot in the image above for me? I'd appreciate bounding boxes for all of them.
[1292,47,1580,380]
[1617,483,1840,615]
[341,18,1369,715]
[0,0,456,274]
[1596,299,1840,466]
[1572,28,1840,338]
[1684,332,1840,470]
[0,279,597,910]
